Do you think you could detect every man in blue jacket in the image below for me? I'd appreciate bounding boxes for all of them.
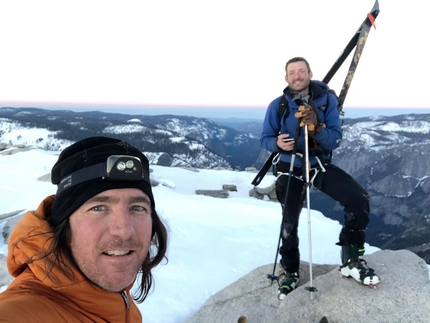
[260,57,380,299]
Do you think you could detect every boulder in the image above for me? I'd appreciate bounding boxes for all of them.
[195,190,229,199]
[249,181,277,201]
[222,184,237,192]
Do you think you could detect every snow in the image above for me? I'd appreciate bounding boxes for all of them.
[170,137,185,143]
[0,127,55,147]
[0,130,427,323]
[103,124,147,134]
[377,121,430,133]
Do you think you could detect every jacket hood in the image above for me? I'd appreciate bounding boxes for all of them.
[8,195,58,279]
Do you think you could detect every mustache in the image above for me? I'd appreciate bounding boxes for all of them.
[99,238,143,251]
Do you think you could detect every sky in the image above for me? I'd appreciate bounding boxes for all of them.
[1,0,429,119]
[0,129,387,323]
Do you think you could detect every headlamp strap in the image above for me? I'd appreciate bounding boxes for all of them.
[57,163,105,195]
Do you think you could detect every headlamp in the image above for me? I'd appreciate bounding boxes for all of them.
[56,155,149,195]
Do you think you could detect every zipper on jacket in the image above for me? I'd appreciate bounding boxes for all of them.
[122,290,131,322]
[121,290,131,309]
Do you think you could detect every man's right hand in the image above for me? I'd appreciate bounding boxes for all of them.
[277,135,295,151]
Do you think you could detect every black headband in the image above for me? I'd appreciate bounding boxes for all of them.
[56,155,150,195]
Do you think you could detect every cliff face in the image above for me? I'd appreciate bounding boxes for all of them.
[315,114,430,262]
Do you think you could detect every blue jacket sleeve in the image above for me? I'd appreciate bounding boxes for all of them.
[260,97,283,153]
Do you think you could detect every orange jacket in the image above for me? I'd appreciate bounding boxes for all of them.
[0,195,142,323]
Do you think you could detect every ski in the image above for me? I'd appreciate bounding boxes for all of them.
[251,152,277,186]
[251,0,379,186]
[323,0,380,115]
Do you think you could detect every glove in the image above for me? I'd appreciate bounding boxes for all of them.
[294,104,317,131]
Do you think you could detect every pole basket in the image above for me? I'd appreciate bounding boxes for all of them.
[305,286,318,293]
[267,274,279,285]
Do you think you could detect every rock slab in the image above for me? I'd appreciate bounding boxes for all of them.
[186,250,430,323]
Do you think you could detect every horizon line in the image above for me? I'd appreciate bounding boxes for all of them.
[1,100,429,111]
[2,105,430,121]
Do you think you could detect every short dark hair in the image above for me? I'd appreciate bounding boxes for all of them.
[285,57,312,74]
[44,207,168,303]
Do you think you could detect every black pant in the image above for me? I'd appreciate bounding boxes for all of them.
[275,162,370,273]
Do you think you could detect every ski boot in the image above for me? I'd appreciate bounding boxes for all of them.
[339,244,380,287]
[277,272,299,300]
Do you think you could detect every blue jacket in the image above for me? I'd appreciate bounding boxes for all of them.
[260,80,342,167]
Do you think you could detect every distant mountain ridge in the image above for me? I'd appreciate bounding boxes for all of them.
[1,107,430,263]
[0,107,260,170]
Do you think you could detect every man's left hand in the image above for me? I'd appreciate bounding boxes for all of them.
[294,104,318,131]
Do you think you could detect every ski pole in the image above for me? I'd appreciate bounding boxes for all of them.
[303,122,317,300]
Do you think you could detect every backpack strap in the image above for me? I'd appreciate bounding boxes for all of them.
[277,95,289,122]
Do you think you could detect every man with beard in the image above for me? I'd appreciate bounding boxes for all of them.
[260,57,380,300]
[0,136,168,322]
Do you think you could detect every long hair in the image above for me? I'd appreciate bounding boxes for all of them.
[45,208,168,303]
[134,209,168,303]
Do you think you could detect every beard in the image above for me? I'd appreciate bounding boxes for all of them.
[290,79,310,94]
